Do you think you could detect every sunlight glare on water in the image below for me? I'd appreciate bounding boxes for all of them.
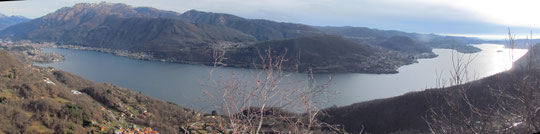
[470,44,527,77]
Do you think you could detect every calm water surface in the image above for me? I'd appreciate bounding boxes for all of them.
[38,44,527,110]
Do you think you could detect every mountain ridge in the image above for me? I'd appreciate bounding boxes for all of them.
[0,2,484,73]
[317,26,484,53]
[0,13,29,30]
[179,9,323,41]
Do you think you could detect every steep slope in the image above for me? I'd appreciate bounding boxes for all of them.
[0,13,29,30]
[318,26,485,53]
[513,43,540,70]
[0,49,23,70]
[319,68,514,133]
[225,34,416,73]
[0,49,229,133]
[180,10,323,41]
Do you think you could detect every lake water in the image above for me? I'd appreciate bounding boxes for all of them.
[38,44,527,110]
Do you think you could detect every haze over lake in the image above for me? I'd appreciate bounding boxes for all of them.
[38,44,527,109]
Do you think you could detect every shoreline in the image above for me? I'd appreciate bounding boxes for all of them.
[45,45,442,74]
[0,41,65,64]
[16,42,448,74]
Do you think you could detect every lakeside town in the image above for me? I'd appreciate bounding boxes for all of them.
[0,40,64,64]
[0,39,157,64]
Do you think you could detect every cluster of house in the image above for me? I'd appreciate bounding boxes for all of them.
[97,104,158,134]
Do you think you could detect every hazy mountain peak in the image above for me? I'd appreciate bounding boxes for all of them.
[0,13,30,30]
[0,13,24,19]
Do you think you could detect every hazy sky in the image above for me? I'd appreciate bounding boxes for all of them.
[1,0,539,36]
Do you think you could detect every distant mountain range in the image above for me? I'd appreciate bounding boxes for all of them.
[317,26,484,53]
[0,13,29,30]
[0,3,486,73]
[489,39,540,49]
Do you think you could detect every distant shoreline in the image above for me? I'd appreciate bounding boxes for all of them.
[44,44,440,74]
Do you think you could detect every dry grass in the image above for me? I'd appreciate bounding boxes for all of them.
[26,121,54,134]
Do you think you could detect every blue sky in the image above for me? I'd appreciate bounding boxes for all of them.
[1,0,539,38]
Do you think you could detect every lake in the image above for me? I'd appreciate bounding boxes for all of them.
[38,44,527,110]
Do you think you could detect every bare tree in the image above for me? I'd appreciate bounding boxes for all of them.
[425,30,540,134]
[424,46,489,134]
[201,47,339,133]
[490,31,540,133]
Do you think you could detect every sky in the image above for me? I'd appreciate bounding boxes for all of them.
[1,0,540,38]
